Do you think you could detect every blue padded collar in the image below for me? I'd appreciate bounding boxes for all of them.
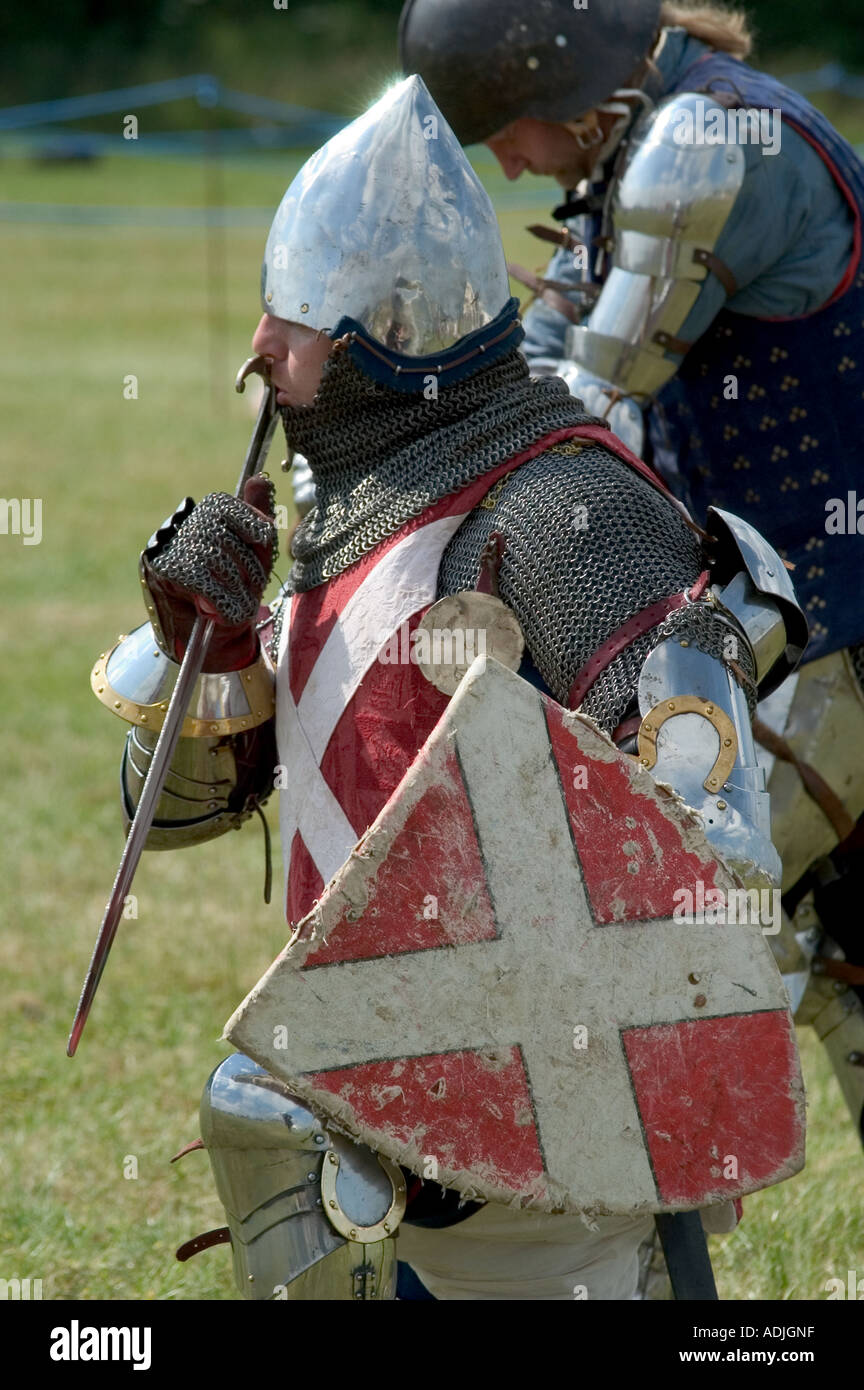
[328,297,524,393]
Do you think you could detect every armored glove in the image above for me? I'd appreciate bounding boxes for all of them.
[142,475,278,673]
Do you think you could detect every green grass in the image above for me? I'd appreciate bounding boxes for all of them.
[1,149,862,1302]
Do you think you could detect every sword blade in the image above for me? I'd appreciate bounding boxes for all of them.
[67,615,215,1056]
[68,370,277,1055]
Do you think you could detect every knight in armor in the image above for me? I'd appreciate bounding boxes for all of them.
[93,75,807,1299]
[399,0,864,1159]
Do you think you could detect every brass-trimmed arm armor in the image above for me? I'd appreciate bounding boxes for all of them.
[92,621,277,849]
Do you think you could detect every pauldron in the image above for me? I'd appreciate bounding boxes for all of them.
[546,92,747,451]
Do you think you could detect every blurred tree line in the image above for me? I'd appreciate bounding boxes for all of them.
[2,0,863,109]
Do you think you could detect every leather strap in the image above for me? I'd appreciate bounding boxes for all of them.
[553,193,605,220]
[527,223,585,254]
[611,713,642,746]
[812,957,864,987]
[476,530,507,598]
[176,1227,231,1262]
[508,263,598,324]
[752,716,856,843]
[567,571,710,710]
[653,328,694,356]
[652,248,742,351]
[692,247,738,296]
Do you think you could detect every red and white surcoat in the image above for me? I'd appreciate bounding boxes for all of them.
[275,424,673,927]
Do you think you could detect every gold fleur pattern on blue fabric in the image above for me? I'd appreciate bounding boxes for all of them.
[653,227,864,664]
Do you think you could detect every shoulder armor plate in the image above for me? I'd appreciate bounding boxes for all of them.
[562,93,746,400]
[707,507,809,689]
[613,92,746,278]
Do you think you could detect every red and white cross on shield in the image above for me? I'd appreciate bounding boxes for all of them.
[225,657,805,1215]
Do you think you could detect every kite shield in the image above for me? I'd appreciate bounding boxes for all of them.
[224,656,804,1216]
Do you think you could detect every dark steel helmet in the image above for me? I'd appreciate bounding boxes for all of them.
[398,0,662,145]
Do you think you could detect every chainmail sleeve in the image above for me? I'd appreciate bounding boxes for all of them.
[437,441,753,735]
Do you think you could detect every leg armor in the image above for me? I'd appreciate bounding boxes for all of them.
[793,899,864,1148]
[199,1054,406,1300]
[757,645,864,1148]
[761,648,864,892]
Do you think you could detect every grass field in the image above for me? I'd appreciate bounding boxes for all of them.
[2,143,863,1303]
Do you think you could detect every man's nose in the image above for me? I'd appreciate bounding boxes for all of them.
[490,147,526,181]
[251,313,286,358]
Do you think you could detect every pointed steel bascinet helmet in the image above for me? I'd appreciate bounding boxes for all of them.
[261,75,511,357]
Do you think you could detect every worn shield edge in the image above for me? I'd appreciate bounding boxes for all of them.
[224,655,805,1215]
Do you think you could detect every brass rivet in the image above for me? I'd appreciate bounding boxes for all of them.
[723,737,732,746]
[266,290,273,302]
[210,723,220,733]
[328,1152,338,1164]
[717,799,727,810]
[680,639,689,647]
[643,722,653,732]
[139,714,148,722]
[667,701,676,711]
[349,1228,357,1239]
[114,701,121,709]
[640,757,650,766]
[329,1199,337,1208]
[688,972,701,984]
[383,1223,391,1233]
[300,302,309,313]
[705,704,714,714]
[694,993,707,1008]
[97,686,104,694]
